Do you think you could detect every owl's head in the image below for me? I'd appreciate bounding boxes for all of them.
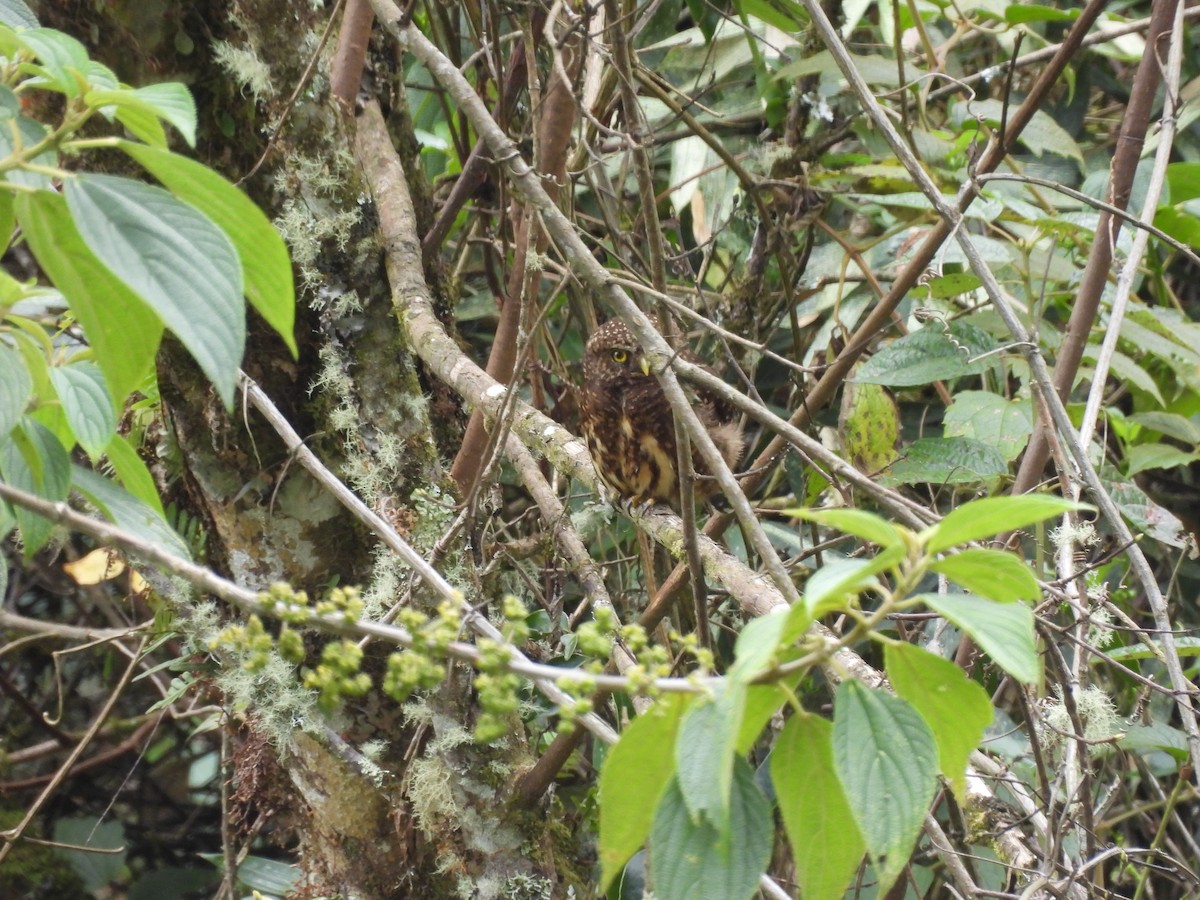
[583,320,652,386]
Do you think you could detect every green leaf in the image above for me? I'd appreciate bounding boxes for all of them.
[1102,636,1200,663]
[729,607,791,681]
[735,675,802,755]
[0,105,56,189]
[0,340,32,437]
[833,680,938,893]
[104,433,165,518]
[118,141,296,355]
[650,760,773,900]
[71,466,190,559]
[929,548,1040,602]
[0,418,70,554]
[772,714,865,900]
[886,643,993,798]
[1082,346,1165,406]
[839,380,901,473]
[0,187,14,250]
[599,694,689,890]
[0,0,39,29]
[54,817,125,891]
[1126,444,1200,477]
[1126,411,1200,445]
[65,173,245,407]
[200,853,301,895]
[676,684,745,823]
[132,83,197,147]
[787,507,905,549]
[1005,5,1079,23]
[1166,162,1200,204]
[968,99,1083,163]
[49,361,115,458]
[16,190,162,406]
[84,88,167,147]
[803,546,905,618]
[1119,723,1189,762]
[917,592,1039,683]
[854,321,998,386]
[943,391,1034,463]
[775,49,907,87]
[925,495,1089,553]
[18,27,90,96]
[879,436,1008,487]
[924,272,982,298]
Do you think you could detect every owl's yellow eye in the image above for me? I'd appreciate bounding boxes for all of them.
[611,349,629,364]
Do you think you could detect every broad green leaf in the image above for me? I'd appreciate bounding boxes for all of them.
[803,546,905,618]
[0,188,14,250]
[16,190,162,405]
[200,853,301,894]
[930,548,1040,602]
[1166,162,1200,204]
[943,391,1033,463]
[0,0,38,29]
[1103,636,1200,663]
[736,0,807,33]
[833,680,938,893]
[787,507,905,549]
[917,592,1039,683]
[854,321,998,387]
[84,88,167,147]
[599,694,689,890]
[1119,722,1189,762]
[650,760,773,900]
[17,27,89,97]
[118,141,296,355]
[132,83,197,147]
[772,714,865,900]
[676,684,745,824]
[729,607,789,681]
[879,436,1008,487]
[0,341,32,436]
[840,380,900,473]
[1126,412,1200,445]
[1082,346,1165,405]
[924,272,982,298]
[735,674,803,755]
[968,100,1083,163]
[54,817,125,891]
[65,173,244,407]
[71,466,190,559]
[104,433,165,518]
[49,361,116,458]
[1107,476,1186,549]
[775,49,908,87]
[0,106,56,189]
[1006,5,1078,22]
[886,643,993,798]
[0,418,70,554]
[925,495,1089,553]
[1126,444,1200,478]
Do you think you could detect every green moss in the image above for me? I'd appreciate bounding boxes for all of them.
[0,809,87,898]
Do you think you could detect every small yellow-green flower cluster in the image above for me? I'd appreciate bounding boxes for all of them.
[382,600,462,703]
[471,595,531,741]
[210,614,276,672]
[303,640,372,713]
[209,583,372,712]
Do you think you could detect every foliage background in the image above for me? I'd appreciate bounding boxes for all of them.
[2,0,1200,898]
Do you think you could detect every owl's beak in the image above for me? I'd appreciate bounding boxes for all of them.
[639,356,652,376]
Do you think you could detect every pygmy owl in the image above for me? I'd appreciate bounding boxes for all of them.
[579,320,744,509]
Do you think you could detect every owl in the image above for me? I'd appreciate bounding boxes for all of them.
[579,319,744,509]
